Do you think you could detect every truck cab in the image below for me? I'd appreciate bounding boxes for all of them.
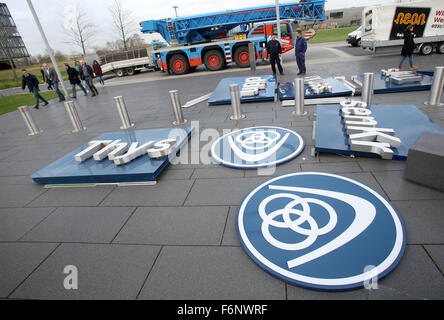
[248,21,295,53]
[346,26,362,47]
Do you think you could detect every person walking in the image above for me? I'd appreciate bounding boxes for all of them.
[266,35,284,76]
[92,60,105,86]
[40,66,52,90]
[295,29,307,75]
[79,60,99,97]
[75,60,90,93]
[64,63,88,99]
[21,69,49,109]
[42,63,65,102]
[398,24,417,70]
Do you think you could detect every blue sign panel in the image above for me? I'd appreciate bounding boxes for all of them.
[32,127,194,185]
[278,78,353,101]
[211,126,304,169]
[352,71,434,94]
[237,172,406,291]
[208,75,276,105]
[315,104,444,160]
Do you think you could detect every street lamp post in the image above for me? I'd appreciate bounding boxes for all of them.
[275,0,281,43]
[173,6,178,18]
[25,0,69,98]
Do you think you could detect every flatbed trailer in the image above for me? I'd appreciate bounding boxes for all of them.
[99,48,155,77]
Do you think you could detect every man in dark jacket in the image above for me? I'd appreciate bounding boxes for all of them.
[64,63,87,98]
[21,69,48,109]
[79,60,99,97]
[295,30,307,75]
[266,35,284,76]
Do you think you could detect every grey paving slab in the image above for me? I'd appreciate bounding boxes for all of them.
[138,246,285,300]
[21,207,135,243]
[301,161,362,174]
[10,243,160,300]
[366,245,444,300]
[392,200,444,244]
[169,151,220,169]
[357,159,406,172]
[185,177,266,206]
[191,167,244,179]
[0,208,54,241]
[339,172,389,199]
[0,143,76,162]
[113,206,228,245]
[0,242,58,298]
[0,175,32,185]
[155,168,194,180]
[0,184,47,208]
[101,180,195,207]
[424,245,444,275]
[221,206,241,246]
[373,170,444,201]
[287,284,369,300]
[0,160,55,177]
[317,153,357,164]
[244,160,302,178]
[27,185,115,207]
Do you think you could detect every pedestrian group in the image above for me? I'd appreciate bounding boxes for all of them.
[22,60,104,109]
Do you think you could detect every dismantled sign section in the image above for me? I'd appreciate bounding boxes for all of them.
[208,75,276,105]
[315,103,444,161]
[278,77,353,100]
[31,127,193,185]
[340,100,402,159]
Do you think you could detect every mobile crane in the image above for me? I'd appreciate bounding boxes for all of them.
[140,1,326,75]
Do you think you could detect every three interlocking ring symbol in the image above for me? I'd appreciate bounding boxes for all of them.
[258,191,338,251]
[235,130,280,150]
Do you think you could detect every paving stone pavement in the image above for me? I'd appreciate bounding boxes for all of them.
[0,49,443,300]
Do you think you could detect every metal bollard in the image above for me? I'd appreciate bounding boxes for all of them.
[425,66,444,107]
[361,72,374,106]
[64,101,85,133]
[248,42,256,74]
[114,96,135,129]
[18,106,42,136]
[169,90,187,125]
[229,84,246,120]
[292,78,307,116]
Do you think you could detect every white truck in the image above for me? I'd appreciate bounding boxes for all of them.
[361,0,444,55]
[99,48,156,77]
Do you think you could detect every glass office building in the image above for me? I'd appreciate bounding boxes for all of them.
[0,3,29,62]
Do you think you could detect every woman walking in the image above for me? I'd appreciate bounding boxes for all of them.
[398,24,417,70]
[92,60,105,86]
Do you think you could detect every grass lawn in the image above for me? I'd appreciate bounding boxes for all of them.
[0,89,73,116]
[0,60,77,90]
[307,26,358,44]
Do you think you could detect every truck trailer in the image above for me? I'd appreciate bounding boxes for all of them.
[361,0,444,55]
[139,1,326,75]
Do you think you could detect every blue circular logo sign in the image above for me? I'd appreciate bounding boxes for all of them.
[211,126,304,169]
[237,172,406,291]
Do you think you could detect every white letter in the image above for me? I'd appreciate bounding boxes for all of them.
[63,265,78,290]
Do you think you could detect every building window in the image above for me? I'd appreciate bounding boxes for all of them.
[330,12,344,19]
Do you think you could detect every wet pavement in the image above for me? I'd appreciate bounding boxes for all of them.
[0,43,443,300]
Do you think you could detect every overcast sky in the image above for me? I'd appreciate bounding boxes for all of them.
[3,0,401,56]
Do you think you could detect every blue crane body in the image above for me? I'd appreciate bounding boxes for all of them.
[140,1,325,74]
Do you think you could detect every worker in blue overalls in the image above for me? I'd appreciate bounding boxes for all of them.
[295,29,307,75]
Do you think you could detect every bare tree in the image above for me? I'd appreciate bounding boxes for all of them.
[109,0,136,51]
[63,5,95,56]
